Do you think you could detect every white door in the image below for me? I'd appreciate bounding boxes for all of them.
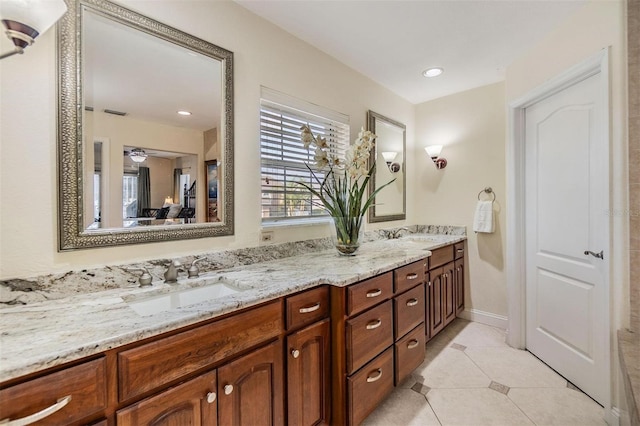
[524,71,608,405]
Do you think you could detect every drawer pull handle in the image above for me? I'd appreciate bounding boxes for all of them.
[406,273,418,280]
[0,395,71,426]
[299,303,320,314]
[207,392,217,403]
[406,298,419,307]
[407,339,420,349]
[366,369,383,383]
[366,289,382,298]
[224,384,234,395]
[291,349,300,359]
[457,249,464,253]
[366,319,382,330]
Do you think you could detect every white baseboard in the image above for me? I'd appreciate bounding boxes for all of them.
[459,308,508,330]
[607,407,621,426]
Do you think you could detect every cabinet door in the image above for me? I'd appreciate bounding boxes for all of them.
[287,319,331,426]
[425,271,431,342]
[218,340,284,426]
[116,370,217,426]
[428,267,445,337]
[454,259,464,315]
[443,261,456,326]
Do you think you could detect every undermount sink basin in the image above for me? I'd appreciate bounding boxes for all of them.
[128,282,243,316]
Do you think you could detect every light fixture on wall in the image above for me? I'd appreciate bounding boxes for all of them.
[129,148,148,163]
[0,0,67,60]
[425,145,447,169]
[381,151,401,173]
[164,196,174,204]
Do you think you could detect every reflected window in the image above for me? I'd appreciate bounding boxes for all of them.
[123,175,138,219]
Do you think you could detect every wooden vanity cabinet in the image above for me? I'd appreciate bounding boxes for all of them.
[285,286,331,426]
[331,261,428,425]
[426,242,465,339]
[218,339,284,426]
[116,370,218,426]
[0,357,108,426]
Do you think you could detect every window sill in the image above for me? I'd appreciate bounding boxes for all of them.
[261,217,332,229]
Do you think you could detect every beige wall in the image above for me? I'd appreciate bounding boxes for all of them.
[504,0,627,419]
[415,82,507,319]
[0,0,414,279]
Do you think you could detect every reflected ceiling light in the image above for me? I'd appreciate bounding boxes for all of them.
[177,110,192,116]
[422,67,444,78]
[129,148,147,163]
[381,151,401,173]
[425,145,447,169]
[0,0,67,60]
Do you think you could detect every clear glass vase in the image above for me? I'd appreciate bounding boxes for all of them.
[331,216,364,256]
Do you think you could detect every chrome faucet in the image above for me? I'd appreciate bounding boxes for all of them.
[188,257,206,278]
[390,226,412,239]
[164,260,182,283]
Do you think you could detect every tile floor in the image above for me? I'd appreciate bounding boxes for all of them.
[363,319,607,426]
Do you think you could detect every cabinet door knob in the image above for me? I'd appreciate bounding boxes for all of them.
[207,392,217,403]
[407,339,420,349]
[299,303,320,314]
[366,368,383,383]
[428,281,431,287]
[291,349,300,359]
[406,298,419,307]
[366,289,382,298]
[406,273,418,280]
[224,384,234,395]
[366,319,382,330]
[0,395,71,425]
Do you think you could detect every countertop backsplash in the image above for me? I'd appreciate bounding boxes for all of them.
[0,225,464,307]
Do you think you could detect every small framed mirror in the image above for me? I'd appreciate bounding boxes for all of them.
[367,110,406,223]
[58,0,234,250]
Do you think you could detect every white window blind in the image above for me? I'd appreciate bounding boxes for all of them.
[260,89,349,222]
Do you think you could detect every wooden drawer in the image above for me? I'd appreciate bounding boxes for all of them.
[394,259,426,294]
[394,283,425,339]
[117,370,217,425]
[346,272,393,316]
[346,300,393,374]
[429,245,454,270]
[118,300,283,401]
[286,286,329,330]
[347,347,394,426]
[0,358,107,425]
[395,324,426,385]
[454,242,465,260]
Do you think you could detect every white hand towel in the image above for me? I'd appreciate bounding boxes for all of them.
[473,201,494,233]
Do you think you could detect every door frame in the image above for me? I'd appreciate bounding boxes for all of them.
[506,48,611,403]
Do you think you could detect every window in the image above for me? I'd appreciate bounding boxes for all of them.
[260,88,349,223]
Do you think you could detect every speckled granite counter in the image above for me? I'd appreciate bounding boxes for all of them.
[0,228,465,383]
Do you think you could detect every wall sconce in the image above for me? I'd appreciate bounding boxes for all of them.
[0,0,67,60]
[425,145,447,169]
[381,151,401,173]
[164,196,174,205]
[129,148,147,163]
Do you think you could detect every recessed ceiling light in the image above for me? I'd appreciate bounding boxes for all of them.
[177,110,192,116]
[423,67,444,78]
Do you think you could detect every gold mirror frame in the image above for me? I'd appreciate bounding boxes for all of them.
[57,0,234,250]
[367,110,407,223]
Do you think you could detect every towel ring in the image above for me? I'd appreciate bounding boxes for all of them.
[477,187,496,202]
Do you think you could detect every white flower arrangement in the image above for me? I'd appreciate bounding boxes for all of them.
[298,125,394,254]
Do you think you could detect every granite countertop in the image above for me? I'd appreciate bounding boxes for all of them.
[0,232,465,383]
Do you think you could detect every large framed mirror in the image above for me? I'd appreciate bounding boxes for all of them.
[367,110,406,223]
[58,0,234,250]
